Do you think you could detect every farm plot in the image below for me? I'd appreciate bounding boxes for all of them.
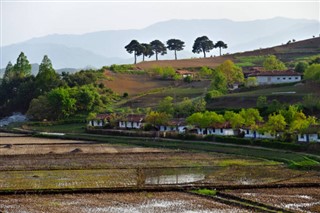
[0,192,250,213]
[0,169,137,190]
[224,187,320,213]
[0,136,90,145]
[0,151,279,171]
[0,143,169,155]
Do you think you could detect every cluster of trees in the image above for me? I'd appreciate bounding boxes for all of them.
[148,66,182,80]
[157,96,206,117]
[0,52,115,120]
[186,105,317,139]
[142,96,207,128]
[200,60,244,99]
[125,36,228,64]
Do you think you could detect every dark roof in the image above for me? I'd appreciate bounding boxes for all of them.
[167,118,187,126]
[123,114,145,122]
[301,125,320,134]
[96,114,112,120]
[211,122,232,129]
[248,70,302,77]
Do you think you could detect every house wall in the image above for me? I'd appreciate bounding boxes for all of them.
[88,120,104,127]
[298,134,320,142]
[160,125,186,133]
[196,128,234,136]
[242,129,275,139]
[256,76,301,85]
[119,121,142,129]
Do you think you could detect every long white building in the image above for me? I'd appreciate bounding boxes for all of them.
[248,70,302,85]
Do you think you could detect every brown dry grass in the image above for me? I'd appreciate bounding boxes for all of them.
[0,137,88,145]
[136,55,233,69]
[103,71,173,95]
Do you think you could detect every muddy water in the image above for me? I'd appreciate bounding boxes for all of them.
[143,167,214,185]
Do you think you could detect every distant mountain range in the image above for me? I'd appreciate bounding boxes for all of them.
[1,17,319,71]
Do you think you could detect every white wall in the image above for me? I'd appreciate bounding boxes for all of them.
[242,129,275,139]
[196,128,234,136]
[119,121,142,129]
[256,75,301,85]
[298,134,320,142]
[88,120,104,127]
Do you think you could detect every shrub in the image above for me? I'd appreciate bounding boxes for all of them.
[184,75,192,83]
[205,90,222,100]
[123,92,128,98]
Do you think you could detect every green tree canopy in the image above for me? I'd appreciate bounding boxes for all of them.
[166,39,185,60]
[13,52,32,79]
[158,96,174,115]
[239,108,263,130]
[150,40,167,61]
[36,55,62,95]
[224,111,245,129]
[125,40,144,64]
[47,87,77,119]
[146,111,171,127]
[304,64,320,82]
[192,36,214,58]
[141,43,154,61]
[214,41,228,56]
[210,69,228,93]
[216,60,244,85]
[187,111,225,128]
[199,66,213,78]
[294,61,309,73]
[3,61,14,83]
[262,55,287,71]
[263,113,287,135]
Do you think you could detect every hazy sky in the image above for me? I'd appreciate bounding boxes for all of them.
[1,0,319,46]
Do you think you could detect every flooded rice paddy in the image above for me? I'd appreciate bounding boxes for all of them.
[0,134,320,212]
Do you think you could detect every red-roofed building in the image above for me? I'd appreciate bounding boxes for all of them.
[193,122,235,136]
[118,114,145,129]
[88,113,112,127]
[159,118,188,133]
[176,70,195,78]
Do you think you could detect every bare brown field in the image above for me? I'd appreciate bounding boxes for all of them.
[103,71,173,95]
[0,136,89,145]
[0,151,276,171]
[225,187,320,213]
[0,143,169,155]
[0,192,250,213]
[136,55,233,69]
[233,37,320,61]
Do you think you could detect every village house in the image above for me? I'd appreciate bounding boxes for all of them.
[118,114,145,129]
[240,128,276,139]
[159,118,187,134]
[298,125,320,143]
[248,70,302,85]
[176,70,195,78]
[88,113,111,127]
[192,122,235,136]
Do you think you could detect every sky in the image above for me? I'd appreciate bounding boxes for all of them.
[0,0,319,47]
